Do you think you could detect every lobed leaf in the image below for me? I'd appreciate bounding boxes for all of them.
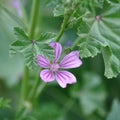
[37,32,56,43]
[53,3,64,17]
[14,27,29,41]
[77,3,120,78]
[9,40,30,57]
[9,28,56,69]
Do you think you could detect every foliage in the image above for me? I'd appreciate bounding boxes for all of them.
[10,27,56,69]
[51,0,120,78]
[0,98,10,108]
[107,99,120,120]
[0,0,120,120]
[77,2,120,78]
[73,72,106,116]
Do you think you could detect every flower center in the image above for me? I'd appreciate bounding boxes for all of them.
[50,63,59,72]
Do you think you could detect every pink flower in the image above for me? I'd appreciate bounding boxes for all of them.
[37,42,82,88]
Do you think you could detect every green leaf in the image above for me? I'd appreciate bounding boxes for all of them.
[107,99,120,120]
[34,103,62,120]
[0,98,11,108]
[72,72,106,115]
[37,32,56,43]
[102,46,119,78]
[77,20,102,58]
[77,3,120,78]
[53,3,64,17]
[108,0,120,3]
[9,40,30,57]
[14,27,29,41]
[53,0,80,17]
[23,44,37,69]
[34,43,54,60]
[9,28,55,69]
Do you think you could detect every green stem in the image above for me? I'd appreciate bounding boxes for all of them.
[29,0,40,39]
[20,66,28,104]
[26,0,40,100]
[27,0,46,102]
[35,82,46,98]
[20,0,40,108]
[23,0,40,103]
[28,74,40,101]
[56,15,69,42]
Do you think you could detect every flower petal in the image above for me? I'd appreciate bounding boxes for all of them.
[59,51,82,69]
[55,70,76,88]
[50,42,62,63]
[37,55,50,68]
[40,69,55,82]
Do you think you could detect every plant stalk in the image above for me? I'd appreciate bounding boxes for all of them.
[35,82,46,98]
[28,74,40,101]
[56,15,69,42]
[29,0,40,39]
[20,65,28,107]
[20,0,40,108]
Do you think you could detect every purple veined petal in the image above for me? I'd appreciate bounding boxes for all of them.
[50,42,62,63]
[37,55,51,68]
[40,69,55,82]
[55,70,77,88]
[59,51,82,69]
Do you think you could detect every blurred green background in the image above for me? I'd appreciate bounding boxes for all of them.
[0,0,120,120]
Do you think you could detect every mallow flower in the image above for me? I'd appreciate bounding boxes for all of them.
[37,42,82,88]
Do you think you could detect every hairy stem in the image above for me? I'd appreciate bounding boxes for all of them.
[20,66,28,107]
[56,15,69,42]
[26,0,40,101]
[28,74,40,101]
[35,82,46,98]
[20,0,40,109]
[29,0,40,39]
